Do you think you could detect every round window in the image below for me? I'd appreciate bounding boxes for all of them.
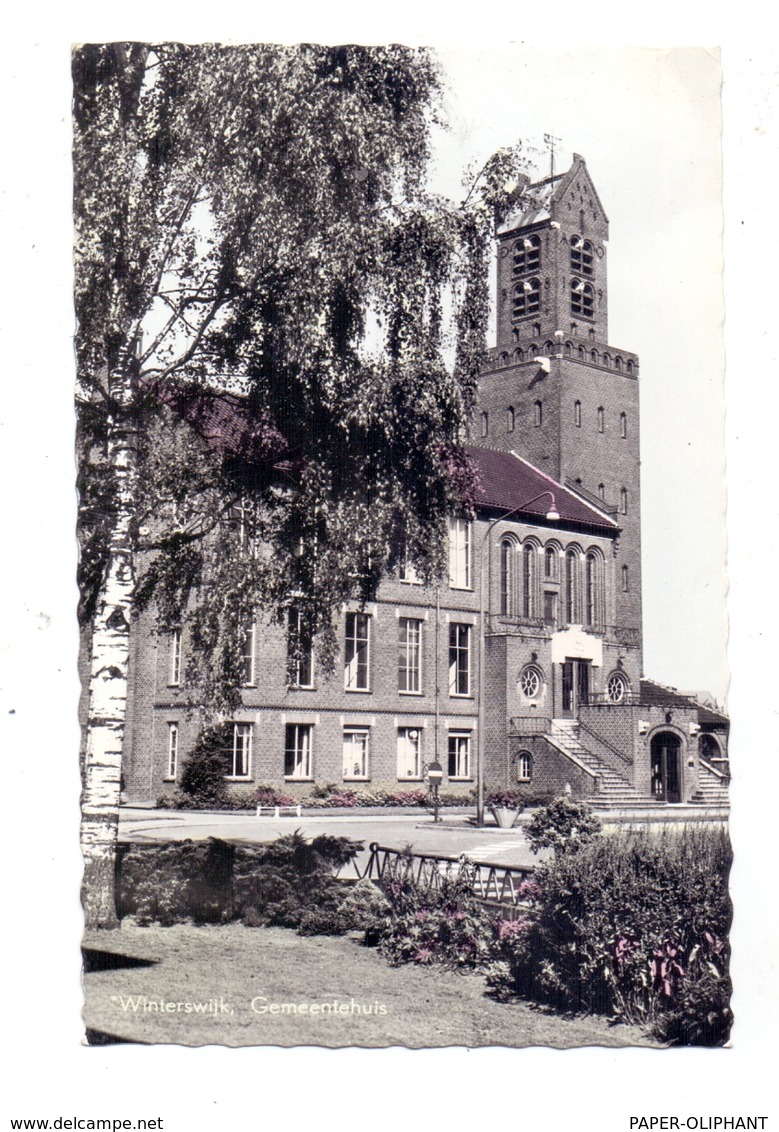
[519,666,543,699]
[606,672,628,704]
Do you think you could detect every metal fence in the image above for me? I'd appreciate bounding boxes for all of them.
[356,842,536,908]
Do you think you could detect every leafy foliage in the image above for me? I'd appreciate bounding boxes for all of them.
[74,42,537,711]
[525,796,602,855]
[178,723,233,805]
[118,832,363,930]
[487,827,732,1043]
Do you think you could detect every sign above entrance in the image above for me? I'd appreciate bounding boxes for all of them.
[550,626,603,666]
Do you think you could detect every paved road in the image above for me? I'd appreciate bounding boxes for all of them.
[119,808,544,870]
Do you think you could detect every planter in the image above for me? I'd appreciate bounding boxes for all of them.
[492,806,520,829]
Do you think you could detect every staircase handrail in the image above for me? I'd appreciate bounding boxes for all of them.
[699,756,730,782]
[575,719,632,768]
[543,731,601,781]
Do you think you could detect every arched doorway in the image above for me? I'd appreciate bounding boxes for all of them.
[650,732,682,803]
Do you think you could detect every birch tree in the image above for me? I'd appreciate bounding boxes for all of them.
[74,42,531,927]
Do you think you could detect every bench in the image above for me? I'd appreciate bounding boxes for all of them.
[256,804,303,819]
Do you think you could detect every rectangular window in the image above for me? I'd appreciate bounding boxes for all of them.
[397,727,422,779]
[448,731,472,779]
[399,547,422,585]
[398,618,422,693]
[169,628,182,686]
[343,729,369,780]
[345,612,370,690]
[284,723,312,779]
[230,722,252,779]
[448,518,472,589]
[449,623,471,696]
[543,590,558,627]
[166,723,178,780]
[287,607,314,688]
[241,620,256,685]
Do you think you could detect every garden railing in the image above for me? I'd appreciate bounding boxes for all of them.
[356,843,535,908]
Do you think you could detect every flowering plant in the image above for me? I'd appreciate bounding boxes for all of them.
[486,790,523,810]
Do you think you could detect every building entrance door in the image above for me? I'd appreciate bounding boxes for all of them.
[650,732,682,803]
[561,658,590,718]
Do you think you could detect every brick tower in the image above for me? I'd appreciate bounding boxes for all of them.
[474,153,643,666]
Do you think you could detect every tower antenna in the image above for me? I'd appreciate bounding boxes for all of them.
[543,133,562,181]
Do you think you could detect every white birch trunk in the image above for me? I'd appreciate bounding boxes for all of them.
[81,386,137,929]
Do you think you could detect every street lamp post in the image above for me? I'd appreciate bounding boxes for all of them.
[475,490,560,826]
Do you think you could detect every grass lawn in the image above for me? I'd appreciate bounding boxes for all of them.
[83,922,660,1049]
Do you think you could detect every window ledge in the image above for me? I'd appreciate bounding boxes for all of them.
[448,777,474,783]
[343,777,370,783]
[399,690,423,697]
[226,776,252,782]
[449,692,473,700]
[397,777,425,784]
[345,687,372,694]
[284,777,314,783]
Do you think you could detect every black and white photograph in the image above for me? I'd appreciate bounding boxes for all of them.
[2,17,778,1131]
[72,42,732,1049]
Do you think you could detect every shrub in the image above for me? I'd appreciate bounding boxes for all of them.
[335,879,392,944]
[118,833,363,930]
[178,723,232,806]
[376,869,493,969]
[525,796,602,855]
[254,784,296,807]
[119,839,235,925]
[491,826,733,1035]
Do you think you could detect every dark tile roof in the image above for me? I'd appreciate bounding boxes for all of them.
[467,445,619,534]
[639,679,729,726]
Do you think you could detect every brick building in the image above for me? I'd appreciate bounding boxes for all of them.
[121,155,728,810]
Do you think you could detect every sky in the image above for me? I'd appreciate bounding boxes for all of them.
[427,46,727,703]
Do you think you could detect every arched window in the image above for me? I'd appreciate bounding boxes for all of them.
[597,406,605,433]
[513,278,540,318]
[620,412,627,439]
[598,483,605,500]
[513,234,541,274]
[544,341,554,356]
[585,551,601,627]
[571,281,594,317]
[500,539,515,616]
[544,545,557,579]
[578,344,586,360]
[622,564,629,592]
[515,751,532,782]
[620,487,628,514]
[570,236,594,275]
[590,349,598,364]
[507,406,515,433]
[533,400,543,427]
[564,549,579,623]
[574,400,581,427]
[518,665,543,700]
[603,352,611,368]
[514,348,523,364]
[626,359,634,374]
[499,352,509,367]
[606,671,629,704]
[481,411,489,437]
[614,356,623,372]
[565,341,573,356]
[522,542,536,618]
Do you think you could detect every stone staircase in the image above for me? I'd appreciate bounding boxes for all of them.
[690,758,730,806]
[548,720,646,809]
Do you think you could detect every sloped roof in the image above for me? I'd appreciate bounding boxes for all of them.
[467,445,619,534]
[497,153,609,236]
[639,678,729,726]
